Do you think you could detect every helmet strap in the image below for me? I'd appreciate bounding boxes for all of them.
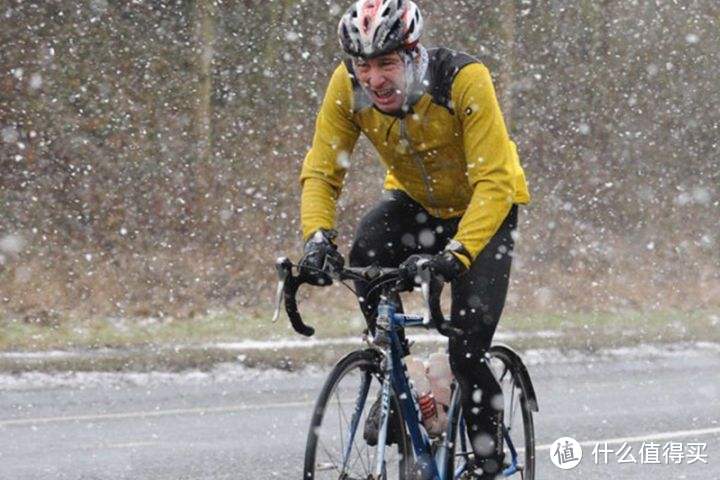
[352,44,428,118]
[400,44,429,114]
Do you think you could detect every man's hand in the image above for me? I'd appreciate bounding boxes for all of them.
[398,248,469,290]
[397,254,433,291]
[429,250,467,283]
[299,229,345,286]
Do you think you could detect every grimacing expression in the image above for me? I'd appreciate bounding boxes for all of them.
[355,52,406,113]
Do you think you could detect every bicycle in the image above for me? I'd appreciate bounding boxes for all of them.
[272,257,539,479]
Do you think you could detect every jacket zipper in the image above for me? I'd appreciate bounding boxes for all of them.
[399,118,438,209]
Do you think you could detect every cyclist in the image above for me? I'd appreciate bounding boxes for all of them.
[298,1,530,478]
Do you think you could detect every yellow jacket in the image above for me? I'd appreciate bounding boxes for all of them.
[300,48,530,265]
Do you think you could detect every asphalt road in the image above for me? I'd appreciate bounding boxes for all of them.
[1,346,719,480]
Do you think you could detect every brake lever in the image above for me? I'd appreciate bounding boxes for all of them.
[417,259,464,337]
[271,257,292,322]
[416,258,433,326]
[271,256,315,337]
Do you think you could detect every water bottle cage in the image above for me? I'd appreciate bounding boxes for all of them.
[372,328,392,348]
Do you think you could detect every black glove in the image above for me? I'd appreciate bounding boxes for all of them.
[398,253,433,291]
[299,229,345,286]
[429,249,467,283]
[398,243,470,289]
[432,239,471,282]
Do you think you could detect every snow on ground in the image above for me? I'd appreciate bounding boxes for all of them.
[210,329,563,351]
[0,341,717,391]
[522,341,720,366]
[0,362,327,392]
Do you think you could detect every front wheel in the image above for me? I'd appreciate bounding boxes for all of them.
[304,349,411,479]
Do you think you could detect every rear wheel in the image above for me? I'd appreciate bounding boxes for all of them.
[448,348,535,479]
[304,349,411,479]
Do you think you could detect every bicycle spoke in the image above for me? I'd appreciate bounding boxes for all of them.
[334,368,382,477]
[317,437,343,475]
[348,440,369,476]
[340,384,372,476]
[348,414,370,475]
[507,381,517,432]
[319,396,369,478]
[339,372,376,477]
[335,388,346,459]
[498,363,509,383]
[351,378,373,476]
[365,418,371,474]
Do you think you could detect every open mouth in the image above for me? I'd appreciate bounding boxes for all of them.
[374,88,395,99]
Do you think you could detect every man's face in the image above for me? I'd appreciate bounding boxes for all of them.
[355,52,405,113]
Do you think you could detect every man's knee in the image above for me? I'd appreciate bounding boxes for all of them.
[449,336,490,374]
[349,236,371,267]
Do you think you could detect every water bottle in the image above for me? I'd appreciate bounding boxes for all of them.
[428,350,452,433]
[428,350,453,407]
[406,356,443,436]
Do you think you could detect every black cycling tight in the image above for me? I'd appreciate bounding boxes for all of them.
[349,189,517,474]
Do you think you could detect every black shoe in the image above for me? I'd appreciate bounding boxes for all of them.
[363,393,402,446]
[460,469,501,480]
[461,453,506,480]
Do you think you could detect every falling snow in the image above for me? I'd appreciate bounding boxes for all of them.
[0,0,716,339]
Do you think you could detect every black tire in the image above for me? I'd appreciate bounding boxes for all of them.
[303,349,411,479]
[446,348,535,480]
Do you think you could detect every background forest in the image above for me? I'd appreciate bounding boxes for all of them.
[1,1,718,328]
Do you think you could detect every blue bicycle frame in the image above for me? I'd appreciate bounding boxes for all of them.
[341,299,521,479]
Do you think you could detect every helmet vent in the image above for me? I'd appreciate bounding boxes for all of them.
[390,18,401,35]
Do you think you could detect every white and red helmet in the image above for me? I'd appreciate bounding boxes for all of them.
[338,0,423,59]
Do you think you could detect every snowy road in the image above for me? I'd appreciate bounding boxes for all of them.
[1,345,719,480]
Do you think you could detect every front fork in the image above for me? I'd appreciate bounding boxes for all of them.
[341,370,372,474]
[373,350,394,478]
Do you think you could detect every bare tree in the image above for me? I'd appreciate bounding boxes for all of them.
[498,0,517,129]
[194,0,217,164]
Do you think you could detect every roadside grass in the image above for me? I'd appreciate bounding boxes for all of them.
[1,307,717,372]
[499,309,720,351]
[0,304,366,352]
[1,305,717,353]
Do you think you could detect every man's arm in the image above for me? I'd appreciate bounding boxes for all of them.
[300,63,360,240]
[450,63,517,266]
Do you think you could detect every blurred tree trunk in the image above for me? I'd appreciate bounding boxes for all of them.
[499,0,517,130]
[194,0,216,164]
[188,0,218,228]
[242,0,293,117]
[260,0,293,63]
